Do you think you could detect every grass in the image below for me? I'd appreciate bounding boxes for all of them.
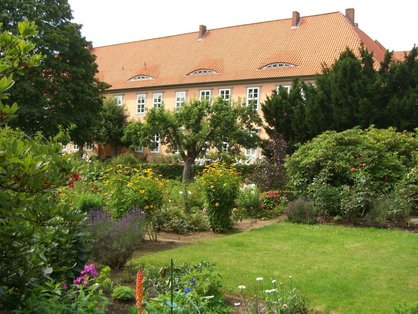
[131,222,418,313]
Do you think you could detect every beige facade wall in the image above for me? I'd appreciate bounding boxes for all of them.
[106,79,312,161]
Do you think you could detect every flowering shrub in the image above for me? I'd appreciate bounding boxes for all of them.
[236,186,262,219]
[259,190,288,217]
[88,208,146,269]
[101,165,165,219]
[197,162,241,232]
[236,276,308,313]
[23,264,109,313]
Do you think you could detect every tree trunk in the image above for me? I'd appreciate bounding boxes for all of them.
[182,157,195,183]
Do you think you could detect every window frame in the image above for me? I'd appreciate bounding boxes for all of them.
[219,88,231,102]
[175,91,187,111]
[152,92,163,108]
[113,95,124,105]
[276,84,291,94]
[246,87,260,110]
[136,93,147,114]
[134,146,144,153]
[199,89,211,101]
[150,134,160,153]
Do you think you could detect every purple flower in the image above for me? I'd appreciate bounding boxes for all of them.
[81,264,98,277]
[189,279,196,285]
[61,282,68,290]
[73,276,83,285]
[184,287,192,295]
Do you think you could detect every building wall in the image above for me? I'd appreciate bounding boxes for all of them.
[105,79,313,161]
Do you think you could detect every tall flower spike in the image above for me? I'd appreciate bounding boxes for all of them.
[136,268,144,312]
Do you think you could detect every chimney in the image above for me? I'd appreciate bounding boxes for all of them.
[291,11,301,29]
[198,25,207,40]
[345,8,358,27]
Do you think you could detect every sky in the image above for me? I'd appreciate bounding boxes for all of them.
[68,0,417,52]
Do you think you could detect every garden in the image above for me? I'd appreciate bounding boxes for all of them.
[1,125,417,313]
[1,16,417,314]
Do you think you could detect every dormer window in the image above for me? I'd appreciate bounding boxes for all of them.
[260,62,297,70]
[128,75,154,82]
[188,69,218,76]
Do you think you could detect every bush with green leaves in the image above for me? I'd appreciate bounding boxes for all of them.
[0,128,90,311]
[237,187,262,218]
[286,127,417,222]
[111,286,135,302]
[197,162,241,232]
[154,206,209,234]
[165,180,205,212]
[259,190,288,217]
[141,261,229,313]
[87,208,146,269]
[23,264,109,313]
[285,198,317,224]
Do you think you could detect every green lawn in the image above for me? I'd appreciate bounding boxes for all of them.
[131,223,418,313]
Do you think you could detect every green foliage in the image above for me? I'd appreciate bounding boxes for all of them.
[23,265,109,313]
[111,286,135,302]
[285,199,317,224]
[259,190,288,216]
[1,0,109,144]
[75,192,104,212]
[0,20,43,125]
[261,47,418,152]
[0,128,91,311]
[95,98,129,157]
[123,97,262,182]
[142,261,229,313]
[197,163,241,232]
[286,127,417,222]
[87,209,146,269]
[236,187,262,218]
[236,276,308,313]
[154,207,209,234]
[100,165,165,219]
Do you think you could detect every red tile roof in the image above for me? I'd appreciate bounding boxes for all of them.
[93,11,387,91]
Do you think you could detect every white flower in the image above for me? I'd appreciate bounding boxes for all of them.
[188,190,192,195]
[237,285,246,290]
[234,302,241,306]
[289,275,292,279]
[271,279,277,284]
[264,288,278,294]
[283,304,288,309]
[179,191,183,194]
[256,277,264,282]
[203,295,214,299]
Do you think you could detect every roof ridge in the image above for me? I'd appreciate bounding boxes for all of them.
[93,11,342,49]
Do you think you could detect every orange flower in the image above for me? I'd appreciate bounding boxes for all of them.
[136,268,144,312]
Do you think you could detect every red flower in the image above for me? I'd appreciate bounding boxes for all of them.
[73,173,80,181]
[350,167,356,173]
[68,183,75,189]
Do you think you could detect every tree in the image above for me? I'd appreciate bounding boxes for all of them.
[0,0,108,144]
[123,98,262,182]
[0,20,43,126]
[95,97,129,157]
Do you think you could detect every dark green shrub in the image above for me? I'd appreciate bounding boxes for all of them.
[88,209,146,269]
[286,127,417,221]
[154,207,209,234]
[285,199,317,224]
[111,286,135,302]
[75,192,104,212]
[108,153,144,168]
[0,128,90,311]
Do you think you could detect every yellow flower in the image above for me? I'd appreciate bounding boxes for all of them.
[140,189,145,194]
[144,205,149,209]
[215,202,220,207]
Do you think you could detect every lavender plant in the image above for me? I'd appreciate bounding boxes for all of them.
[88,208,146,269]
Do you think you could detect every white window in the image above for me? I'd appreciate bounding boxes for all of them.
[150,134,160,153]
[175,91,186,111]
[72,143,79,151]
[188,69,218,76]
[136,94,146,114]
[222,142,229,153]
[113,95,124,105]
[85,143,93,151]
[245,148,257,157]
[134,146,144,153]
[219,89,231,102]
[200,90,211,101]
[276,85,291,94]
[128,75,154,81]
[61,143,67,151]
[246,87,260,110]
[153,93,163,108]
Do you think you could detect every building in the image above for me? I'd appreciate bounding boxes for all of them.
[92,9,387,160]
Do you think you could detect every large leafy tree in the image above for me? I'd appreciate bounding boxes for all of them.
[94,97,129,157]
[123,98,262,182]
[0,0,108,144]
